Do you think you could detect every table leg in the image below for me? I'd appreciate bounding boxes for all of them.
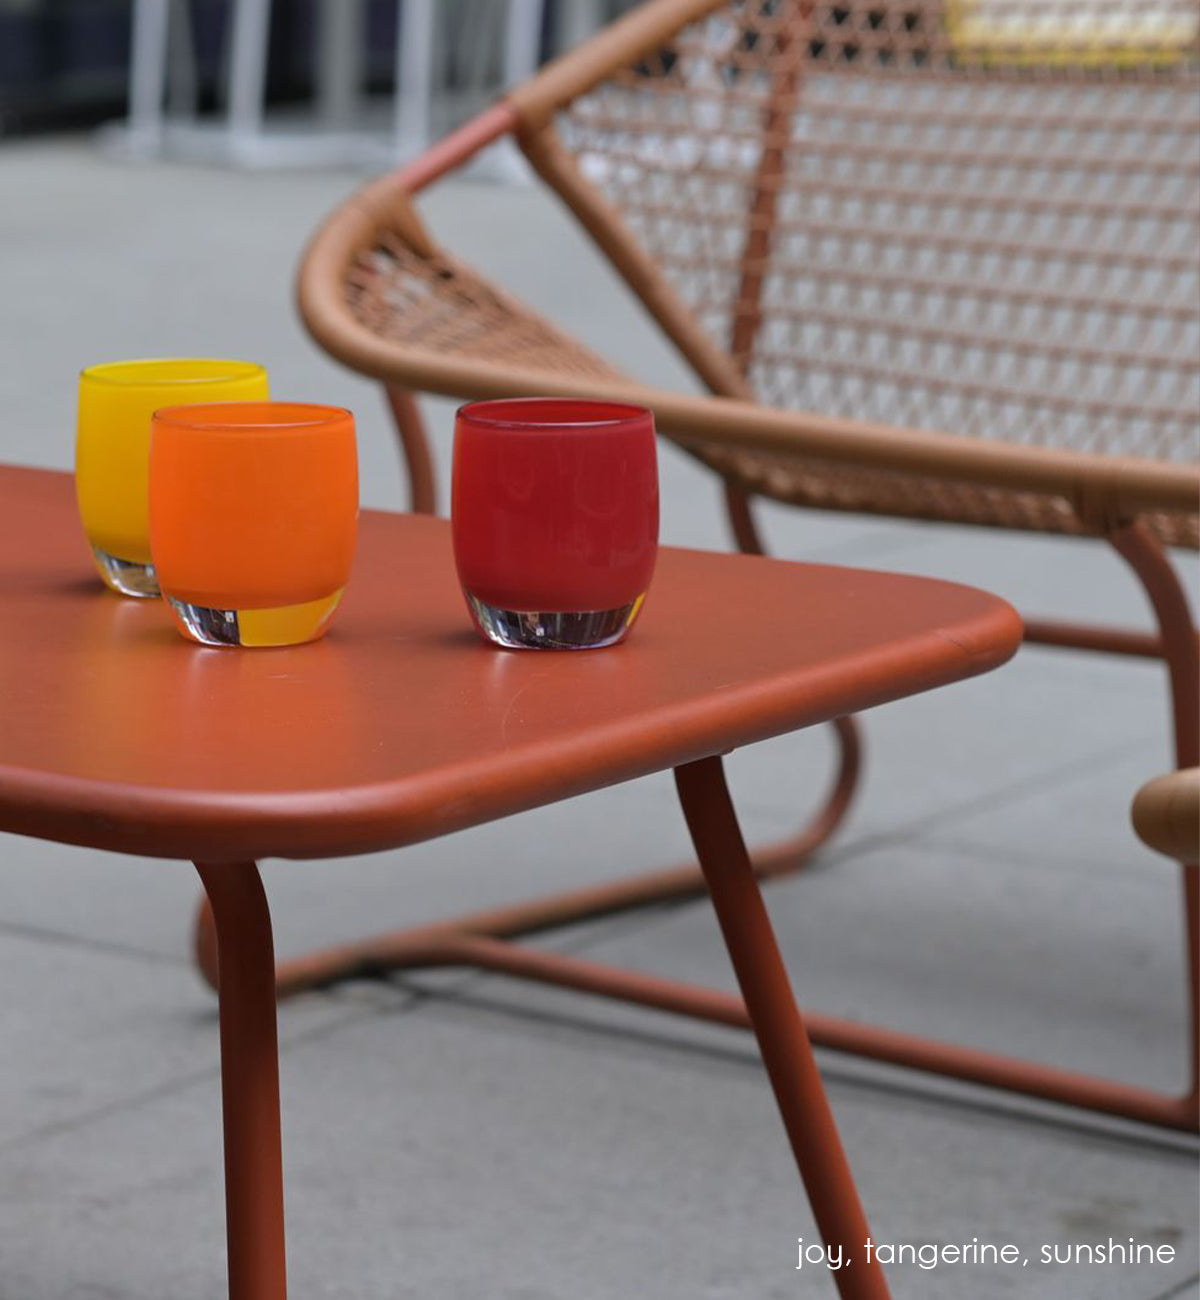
[195,861,287,1300]
[674,756,890,1300]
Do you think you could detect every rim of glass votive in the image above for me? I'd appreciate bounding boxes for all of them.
[152,401,352,432]
[456,397,652,430]
[80,359,267,389]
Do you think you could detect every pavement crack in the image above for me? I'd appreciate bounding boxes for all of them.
[0,919,186,968]
[1149,1273,1200,1300]
[0,1002,386,1154]
[820,731,1156,868]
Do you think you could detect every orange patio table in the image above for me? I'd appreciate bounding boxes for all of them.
[0,464,1021,1300]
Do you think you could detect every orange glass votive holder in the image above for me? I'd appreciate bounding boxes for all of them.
[148,402,358,647]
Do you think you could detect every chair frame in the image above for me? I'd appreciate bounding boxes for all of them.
[276,0,1200,1133]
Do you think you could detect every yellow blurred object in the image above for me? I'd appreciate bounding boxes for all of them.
[947,0,1199,67]
[76,359,268,596]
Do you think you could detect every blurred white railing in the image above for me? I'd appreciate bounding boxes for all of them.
[102,0,617,171]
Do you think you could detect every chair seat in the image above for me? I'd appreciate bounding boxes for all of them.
[347,231,625,386]
[345,230,1199,550]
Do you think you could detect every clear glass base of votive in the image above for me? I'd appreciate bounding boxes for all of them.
[466,592,644,650]
[166,589,344,648]
[93,546,159,599]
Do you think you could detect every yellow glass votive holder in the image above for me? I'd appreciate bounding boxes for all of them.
[75,358,269,597]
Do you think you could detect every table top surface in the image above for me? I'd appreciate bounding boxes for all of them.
[0,466,1021,863]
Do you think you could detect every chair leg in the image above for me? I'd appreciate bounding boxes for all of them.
[675,755,890,1299]
[383,383,437,515]
[723,480,766,555]
[1110,521,1200,1126]
[195,861,287,1300]
[1183,868,1200,1127]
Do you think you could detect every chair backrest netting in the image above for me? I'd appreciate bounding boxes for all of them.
[555,1,1199,467]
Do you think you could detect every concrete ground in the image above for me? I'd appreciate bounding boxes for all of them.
[0,138,1197,1299]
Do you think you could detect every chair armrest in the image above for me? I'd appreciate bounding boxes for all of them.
[298,107,1200,527]
[1133,769,1200,863]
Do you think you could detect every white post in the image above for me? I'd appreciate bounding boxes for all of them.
[165,0,198,119]
[316,0,366,132]
[503,0,544,88]
[393,0,436,160]
[558,0,608,54]
[227,0,272,150]
[486,0,546,181]
[128,0,171,150]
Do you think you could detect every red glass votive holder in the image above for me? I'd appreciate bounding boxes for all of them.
[452,398,659,650]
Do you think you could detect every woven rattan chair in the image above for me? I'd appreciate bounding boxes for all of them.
[291,0,1200,1131]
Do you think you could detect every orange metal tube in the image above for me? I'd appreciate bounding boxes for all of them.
[190,854,1200,1131]
[393,102,520,195]
[1111,522,1200,1129]
[723,481,766,554]
[402,932,1197,1132]
[207,913,1196,1132]
[195,861,287,1300]
[384,385,437,514]
[1022,618,1163,658]
[676,755,891,1298]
